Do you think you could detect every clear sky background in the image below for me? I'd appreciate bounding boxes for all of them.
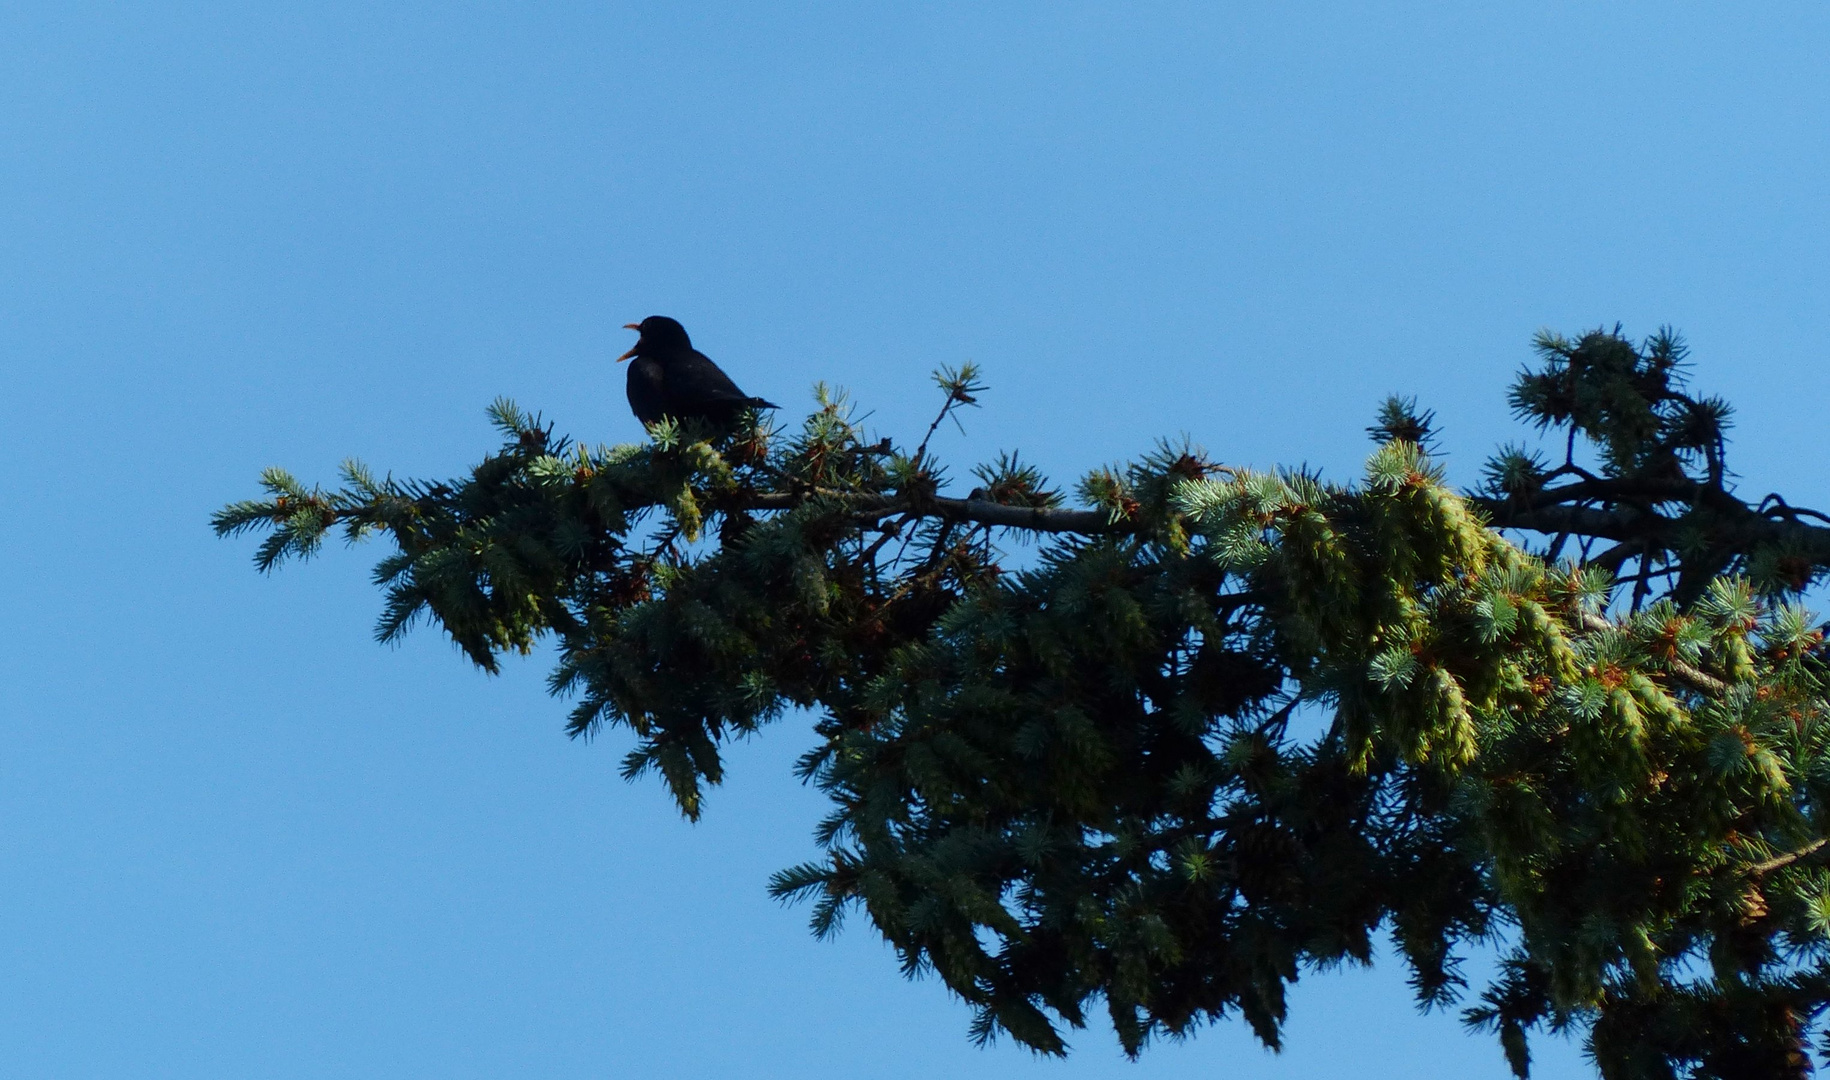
[3,3,1827,1078]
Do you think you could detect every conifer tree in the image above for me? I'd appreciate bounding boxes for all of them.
[217,328,1830,1078]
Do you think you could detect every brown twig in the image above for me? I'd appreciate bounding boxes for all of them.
[1575,611,1729,695]
[1747,838,1830,878]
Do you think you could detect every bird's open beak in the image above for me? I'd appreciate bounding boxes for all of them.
[617,323,642,362]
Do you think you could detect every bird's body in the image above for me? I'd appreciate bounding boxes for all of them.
[619,316,777,431]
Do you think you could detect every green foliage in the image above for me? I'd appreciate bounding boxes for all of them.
[1511,326,1714,476]
[219,330,1830,1078]
[1482,326,1828,609]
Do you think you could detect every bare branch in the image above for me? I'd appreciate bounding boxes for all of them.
[1476,492,1830,564]
[1747,838,1830,878]
[741,491,1124,534]
[1575,611,1729,695]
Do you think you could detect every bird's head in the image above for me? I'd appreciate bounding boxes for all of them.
[617,315,691,362]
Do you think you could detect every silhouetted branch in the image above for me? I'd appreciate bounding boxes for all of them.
[742,490,1124,533]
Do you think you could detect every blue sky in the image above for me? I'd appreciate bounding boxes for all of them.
[3,3,1827,1077]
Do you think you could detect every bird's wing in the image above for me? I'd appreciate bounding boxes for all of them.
[675,349,761,403]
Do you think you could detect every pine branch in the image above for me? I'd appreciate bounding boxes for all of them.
[742,490,1123,533]
[217,327,1830,1074]
[1574,610,1729,695]
[1746,838,1830,878]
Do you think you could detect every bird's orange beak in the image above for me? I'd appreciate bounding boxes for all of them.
[617,323,642,362]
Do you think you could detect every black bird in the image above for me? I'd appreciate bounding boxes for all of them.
[617,316,778,430]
